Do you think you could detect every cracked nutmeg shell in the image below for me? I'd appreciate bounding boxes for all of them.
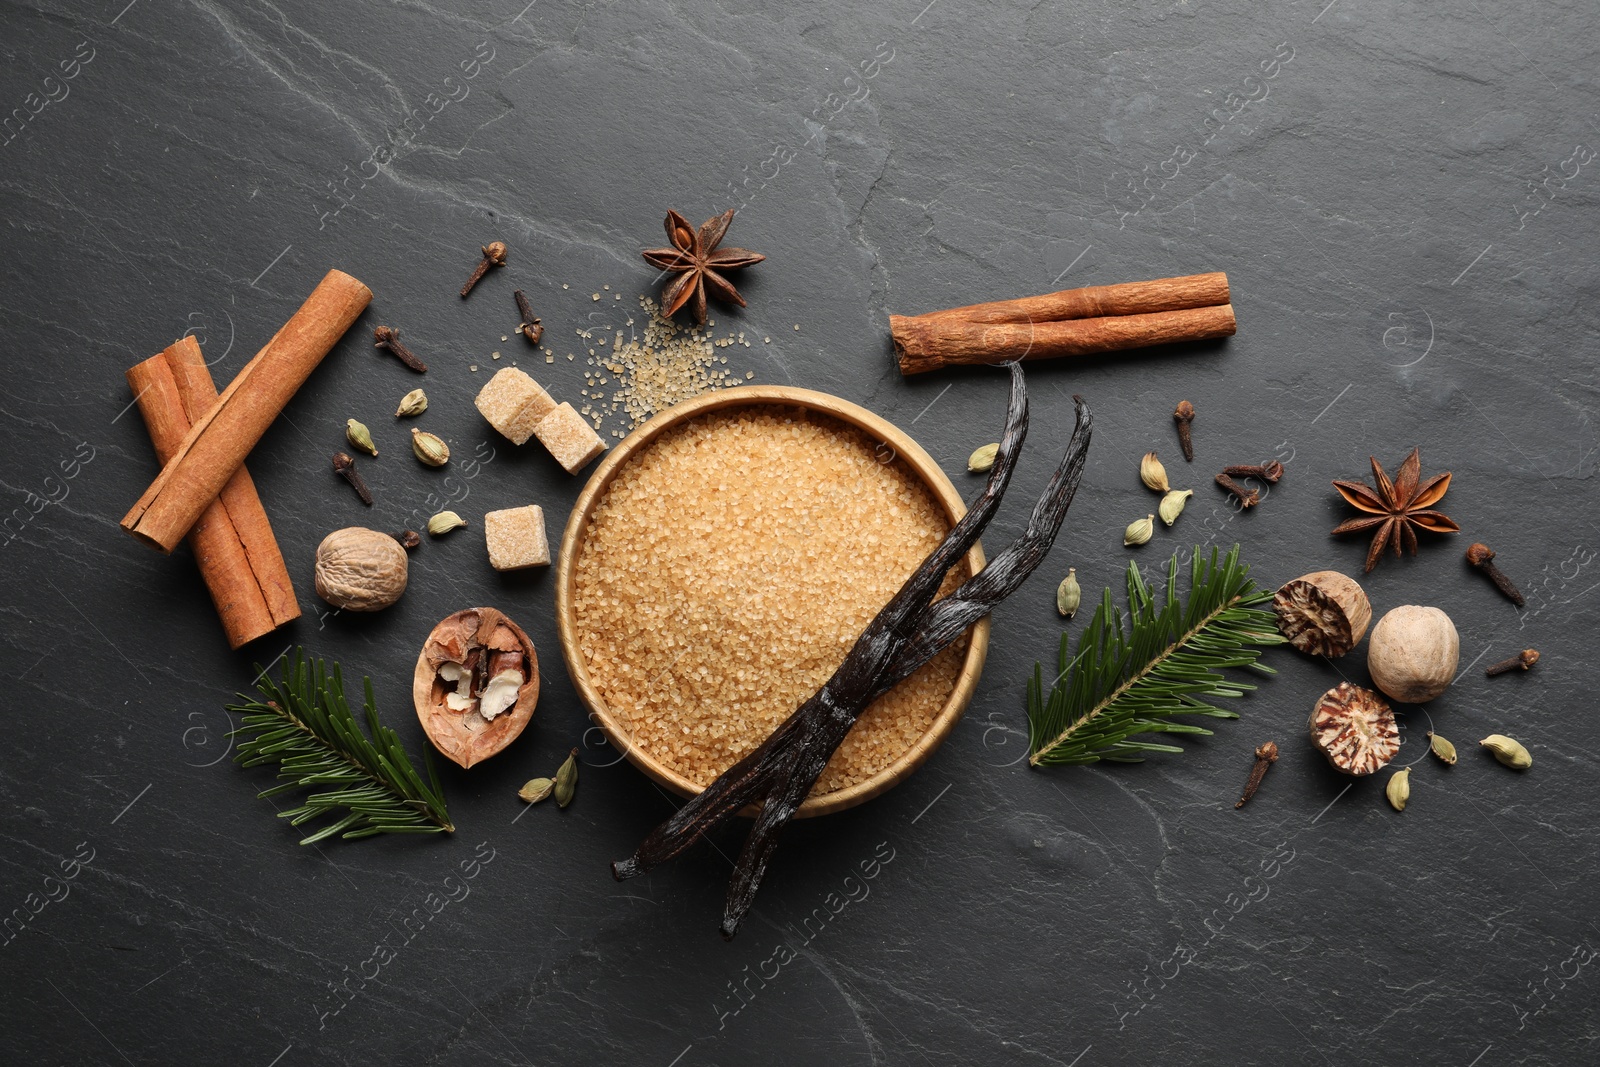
[413,607,540,768]
[1308,681,1399,776]
[1273,570,1372,657]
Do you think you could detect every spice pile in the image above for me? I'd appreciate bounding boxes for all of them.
[571,406,967,794]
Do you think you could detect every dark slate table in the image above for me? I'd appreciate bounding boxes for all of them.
[3,2,1595,1064]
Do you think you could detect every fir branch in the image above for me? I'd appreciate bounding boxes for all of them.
[1027,546,1284,767]
[229,650,453,843]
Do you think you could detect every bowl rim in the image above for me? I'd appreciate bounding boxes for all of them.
[554,384,990,818]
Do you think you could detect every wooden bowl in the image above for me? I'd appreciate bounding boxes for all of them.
[554,385,990,818]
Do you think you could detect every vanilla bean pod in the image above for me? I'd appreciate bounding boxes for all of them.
[612,364,1095,939]
[612,363,1030,884]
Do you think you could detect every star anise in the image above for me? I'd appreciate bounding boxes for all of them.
[641,209,765,324]
[1331,447,1459,572]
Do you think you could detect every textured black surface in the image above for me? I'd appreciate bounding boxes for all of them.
[2,2,1597,1065]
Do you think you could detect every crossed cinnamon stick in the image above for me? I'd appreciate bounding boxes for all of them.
[890,271,1235,376]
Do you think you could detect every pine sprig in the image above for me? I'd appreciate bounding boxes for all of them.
[229,650,453,844]
[1027,546,1284,767]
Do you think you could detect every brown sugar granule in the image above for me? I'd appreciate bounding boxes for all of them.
[572,407,968,796]
[578,296,753,434]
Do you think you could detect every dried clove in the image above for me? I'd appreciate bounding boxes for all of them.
[1485,648,1539,676]
[460,241,507,298]
[513,290,544,345]
[1465,543,1525,607]
[1222,461,1283,484]
[613,365,1093,940]
[331,452,372,505]
[374,326,427,373]
[1173,400,1195,461]
[390,529,422,550]
[1214,472,1260,508]
[1235,740,1278,809]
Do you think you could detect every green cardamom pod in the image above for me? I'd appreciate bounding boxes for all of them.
[345,418,378,456]
[1158,488,1192,526]
[427,510,467,536]
[968,443,999,473]
[411,428,450,467]
[1385,766,1411,811]
[1427,731,1458,766]
[554,747,579,808]
[1056,567,1081,618]
[395,388,428,418]
[1480,733,1532,770]
[518,777,554,804]
[1124,514,1155,547]
[1140,451,1170,492]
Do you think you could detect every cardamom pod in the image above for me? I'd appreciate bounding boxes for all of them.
[1480,733,1532,770]
[554,747,579,808]
[1140,451,1170,493]
[1056,567,1081,618]
[345,418,378,456]
[1158,488,1193,526]
[1124,514,1155,547]
[1427,731,1458,766]
[1385,766,1411,811]
[395,388,428,418]
[518,777,554,804]
[968,443,999,473]
[427,510,467,536]
[411,428,450,467]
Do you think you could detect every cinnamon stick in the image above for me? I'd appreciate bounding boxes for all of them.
[121,269,371,552]
[128,338,301,647]
[911,271,1229,325]
[891,304,1237,376]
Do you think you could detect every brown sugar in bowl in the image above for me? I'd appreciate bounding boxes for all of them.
[555,386,990,818]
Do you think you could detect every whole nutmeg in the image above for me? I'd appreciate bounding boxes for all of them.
[313,527,409,611]
[1366,604,1459,703]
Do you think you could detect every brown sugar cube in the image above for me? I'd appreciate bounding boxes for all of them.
[474,367,556,445]
[484,505,549,570]
[534,402,607,474]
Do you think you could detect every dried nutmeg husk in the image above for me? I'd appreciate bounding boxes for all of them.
[1273,571,1372,658]
[1308,681,1399,776]
[413,607,540,768]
